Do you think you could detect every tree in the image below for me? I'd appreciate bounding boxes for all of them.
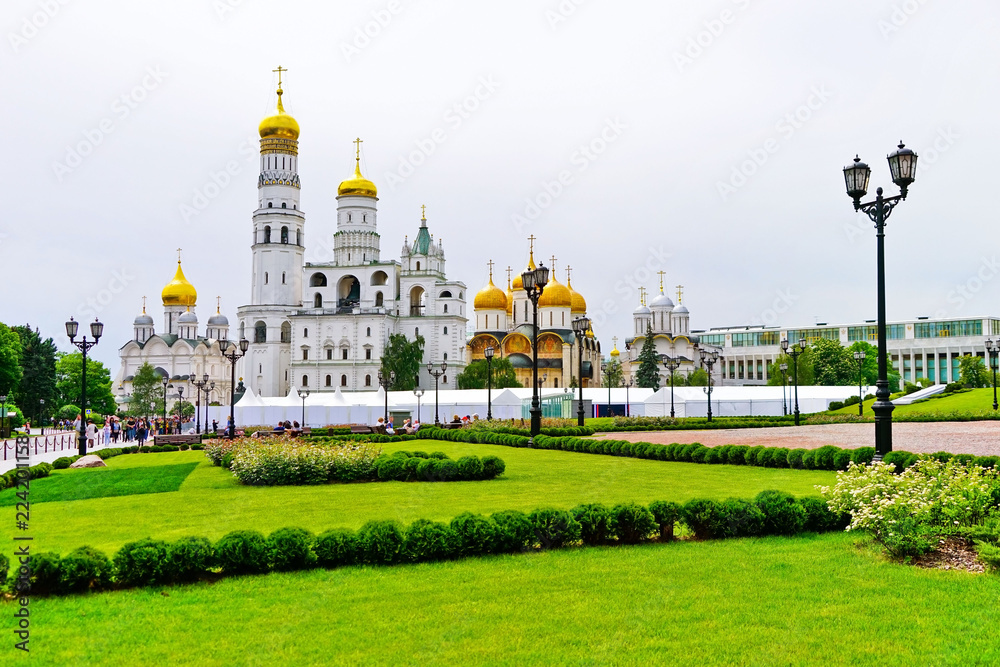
[846,341,879,387]
[0,322,23,397]
[129,363,165,418]
[958,354,989,388]
[380,333,425,391]
[169,400,196,419]
[603,357,623,388]
[55,352,117,416]
[11,324,57,422]
[635,326,661,390]
[766,348,815,387]
[685,368,708,386]
[812,339,855,386]
[456,358,522,389]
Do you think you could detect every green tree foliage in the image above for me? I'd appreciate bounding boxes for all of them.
[55,352,116,416]
[767,348,815,387]
[11,324,57,422]
[380,334,425,391]
[958,354,989,388]
[129,363,165,418]
[456,358,522,389]
[685,368,708,386]
[170,400,196,419]
[0,323,23,397]
[811,339,856,386]
[603,357,623,388]
[635,327,661,390]
[846,341,879,386]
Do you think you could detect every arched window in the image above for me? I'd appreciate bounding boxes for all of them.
[375,292,383,307]
[444,304,448,314]
[302,349,308,360]
[314,293,323,308]
[415,327,419,336]
[365,374,372,387]
[554,378,559,387]
[444,326,448,335]
[268,202,272,209]
[310,273,328,287]
[264,226,271,243]
[549,313,553,326]
[281,322,291,343]
[304,328,309,338]
[281,226,289,244]
[341,375,348,387]
[239,321,245,339]
[254,321,266,343]
[264,272,269,285]
[281,202,287,209]
[442,376,447,384]
[416,261,421,271]
[342,348,348,360]
[282,272,286,284]
[366,327,371,337]
[296,230,302,246]
[325,375,332,387]
[443,352,448,360]
[302,375,309,387]
[440,290,452,298]
[326,349,332,360]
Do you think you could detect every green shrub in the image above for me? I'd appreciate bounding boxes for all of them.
[377,456,406,482]
[402,520,459,562]
[450,513,499,557]
[221,452,235,470]
[787,449,807,469]
[833,449,854,470]
[456,456,485,480]
[975,455,999,469]
[610,502,657,544]
[976,541,1000,573]
[214,530,270,575]
[21,552,61,595]
[882,450,914,473]
[411,451,429,459]
[167,537,215,582]
[715,498,766,538]
[58,546,112,593]
[648,500,682,541]
[799,497,840,533]
[315,529,358,568]
[52,457,75,469]
[682,499,722,540]
[402,456,422,480]
[800,449,816,470]
[114,539,173,587]
[714,445,733,463]
[766,448,790,468]
[952,454,976,467]
[435,459,459,482]
[529,508,582,549]
[429,451,449,459]
[929,451,953,464]
[481,455,506,478]
[828,400,844,411]
[572,503,613,546]
[416,458,438,481]
[851,447,876,466]
[754,490,806,535]
[356,520,404,565]
[690,445,710,464]
[812,446,841,471]
[490,510,534,552]
[726,445,749,465]
[746,446,767,467]
[268,527,317,571]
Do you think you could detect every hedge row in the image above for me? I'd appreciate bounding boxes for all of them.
[375,451,505,482]
[7,491,842,596]
[602,416,798,432]
[0,462,53,491]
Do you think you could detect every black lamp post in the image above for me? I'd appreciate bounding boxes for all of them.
[220,337,249,439]
[700,348,720,423]
[622,377,633,417]
[413,386,424,423]
[427,361,447,426]
[484,345,495,421]
[853,350,867,416]
[780,363,788,416]
[66,316,103,456]
[192,373,210,434]
[522,262,549,441]
[782,338,807,426]
[378,369,396,425]
[0,394,6,440]
[603,362,613,417]
[300,387,310,427]
[572,316,591,427]
[663,355,680,419]
[844,142,918,460]
[161,377,169,433]
[176,386,185,429]
[986,339,999,411]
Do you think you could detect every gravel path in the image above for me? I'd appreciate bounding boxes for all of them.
[593,422,1000,456]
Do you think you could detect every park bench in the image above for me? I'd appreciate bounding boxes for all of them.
[153,434,202,446]
[350,425,375,434]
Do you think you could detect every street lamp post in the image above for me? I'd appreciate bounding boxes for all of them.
[192,373,210,434]
[781,338,807,426]
[426,362,447,426]
[65,316,103,456]
[622,377,633,417]
[780,363,788,416]
[700,348,720,423]
[0,394,6,440]
[377,369,396,425]
[603,363,613,417]
[484,345,495,421]
[300,387,310,427]
[663,356,680,419]
[220,337,249,439]
[854,350,867,416]
[161,377,169,433]
[843,142,918,459]
[987,339,999,411]
[413,387,424,424]
[572,316,591,427]
[176,386,185,431]
[521,263,549,441]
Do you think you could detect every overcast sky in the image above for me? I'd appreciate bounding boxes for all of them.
[4,0,999,370]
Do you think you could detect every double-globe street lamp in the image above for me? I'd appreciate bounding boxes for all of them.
[780,363,789,416]
[413,386,424,424]
[161,376,170,434]
[377,369,396,426]
[853,350,867,416]
[65,317,103,456]
[175,386,185,430]
[986,339,999,411]
[521,262,549,441]
[220,337,250,439]
[699,348,720,423]
[781,338,807,426]
[484,345,495,421]
[426,362,447,426]
[622,377,633,417]
[192,374,213,434]
[572,316,591,427]
[662,355,680,419]
[844,142,918,459]
[300,387,310,427]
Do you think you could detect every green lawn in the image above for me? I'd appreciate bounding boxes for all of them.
[21,532,1000,666]
[3,441,834,556]
[0,462,198,506]
[826,387,999,418]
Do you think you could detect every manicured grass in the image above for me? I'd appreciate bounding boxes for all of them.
[24,532,1000,666]
[826,387,999,418]
[0,462,198,506]
[1,441,835,556]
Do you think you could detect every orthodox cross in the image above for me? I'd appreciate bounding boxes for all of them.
[657,270,666,293]
[527,234,536,256]
[566,265,572,283]
[676,285,684,304]
[354,137,363,160]
[612,336,619,349]
[216,296,222,313]
[272,66,287,87]
[549,255,557,274]
[421,204,427,220]
[141,296,147,314]
[177,248,182,262]
[487,259,495,280]
[638,286,646,306]
[506,266,513,288]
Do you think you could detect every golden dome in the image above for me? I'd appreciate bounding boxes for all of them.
[610,345,620,357]
[538,274,572,308]
[162,261,197,307]
[474,275,507,311]
[511,252,536,292]
[586,328,594,339]
[338,159,378,198]
[258,87,300,140]
[567,275,587,314]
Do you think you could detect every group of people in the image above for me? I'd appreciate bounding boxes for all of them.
[64,413,226,450]
[374,417,421,435]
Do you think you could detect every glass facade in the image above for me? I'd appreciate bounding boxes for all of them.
[788,328,840,345]
[914,319,982,338]
[847,324,906,341]
[731,331,781,347]
[700,333,726,346]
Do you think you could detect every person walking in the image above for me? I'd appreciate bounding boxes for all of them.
[85,419,98,451]
[102,420,111,445]
[137,419,148,447]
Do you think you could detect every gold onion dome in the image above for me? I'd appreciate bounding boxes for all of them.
[538,274,572,308]
[162,261,197,307]
[258,87,300,140]
[567,277,587,314]
[610,345,620,357]
[586,328,594,339]
[474,275,507,311]
[512,253,536,292]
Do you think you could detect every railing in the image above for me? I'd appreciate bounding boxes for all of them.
[2,431,77,462]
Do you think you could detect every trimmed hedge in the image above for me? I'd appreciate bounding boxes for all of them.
[371,451,507,483]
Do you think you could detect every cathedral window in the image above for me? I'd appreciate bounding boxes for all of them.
[443,353,448,360]
[416,261,421,271]
[310,273,328,287]
[444,304,448,314]
[264,272,269,285]
[341,375,348,387]
[326,375,332,387]
[365,349,372,360]
[444,326,448,335]
[302,350,308,361]
[365,375,371,387]
[254,321,267,343]
[366,327,371,337]
[342,349,348,360]
[264,226,271,243]
[348,213,352,222]
[268,202,273,208]
[327,349,332,360]
[554,378,559,387]
[375,292,383,308]
[314,293,323,308]
[281,322,291,343]
[304,328,308,338]
[414,327,419,336]
[549,313,553,326]
[442,376,447,384]
[302,375,309,387]
[281,202,287,209]
[281,226,289,244]
[296,230,302,246]
[282,272,286,284]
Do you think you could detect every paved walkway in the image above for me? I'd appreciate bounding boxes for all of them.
[593,421,1000,457]
[0,432,146,474]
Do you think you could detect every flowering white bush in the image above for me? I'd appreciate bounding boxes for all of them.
[207,437,382,486]
[820,458,1000,558]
